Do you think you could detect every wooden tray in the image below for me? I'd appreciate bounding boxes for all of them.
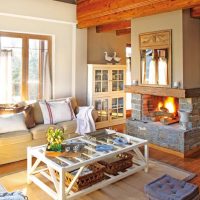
[45,151,81,158]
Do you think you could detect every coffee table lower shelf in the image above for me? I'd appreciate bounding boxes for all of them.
[28,163,147,200]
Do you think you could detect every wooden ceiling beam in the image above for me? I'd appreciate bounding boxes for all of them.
[116,28,131,36]
[78,0,166,20]
[96,21,131,33]
[77,0,200,28]
[191,6,200,18]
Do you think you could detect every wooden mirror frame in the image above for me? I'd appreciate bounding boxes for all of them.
[139,29,172,88]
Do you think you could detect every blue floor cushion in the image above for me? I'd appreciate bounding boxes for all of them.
[144,174,199,200]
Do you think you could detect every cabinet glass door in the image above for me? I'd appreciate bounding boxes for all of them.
[111,97,124,120]
[94,70,108,93]
[94,98,109,122]
[112,70,124,91]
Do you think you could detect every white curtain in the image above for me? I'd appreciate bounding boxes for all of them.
[141,58,146,84]
[158,57,167,85]
[148,58,156,84]
[126,57,132,109]
[42,51,52,100]
[0,50,12,103]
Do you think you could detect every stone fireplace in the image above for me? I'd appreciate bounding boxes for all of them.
[126,88,200,157]
[125,9,200,157]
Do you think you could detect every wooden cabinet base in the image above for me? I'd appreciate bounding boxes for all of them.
[96,119,126,129]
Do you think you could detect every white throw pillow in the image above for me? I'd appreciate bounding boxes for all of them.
[39,100,75,124]
[0,113,28,134]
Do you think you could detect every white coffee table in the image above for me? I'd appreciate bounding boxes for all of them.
[27,130,149,200]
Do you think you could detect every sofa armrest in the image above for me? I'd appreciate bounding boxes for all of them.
[91,109,98,122]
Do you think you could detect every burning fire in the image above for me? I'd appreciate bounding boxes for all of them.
[158,97,176,113]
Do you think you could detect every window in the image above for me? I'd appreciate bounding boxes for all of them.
[0,32,52,103]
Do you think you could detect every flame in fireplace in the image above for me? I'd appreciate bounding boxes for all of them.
[164,97,175,113]
[158,102,163,110]
[158,97,176,113]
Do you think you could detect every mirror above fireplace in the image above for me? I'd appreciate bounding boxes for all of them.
[139,30,172,87]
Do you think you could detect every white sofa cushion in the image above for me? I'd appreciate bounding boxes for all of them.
[0,113,28,134]
[39,100,75,124]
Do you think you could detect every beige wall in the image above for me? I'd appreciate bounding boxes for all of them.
[0,0,76,22]
[75,28,88,105]
[0,0,88,103]
[131,10,184,87]
[183,9,200,89]
[88,27,131,65]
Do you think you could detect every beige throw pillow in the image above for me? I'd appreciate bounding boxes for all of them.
[0,113,28,134]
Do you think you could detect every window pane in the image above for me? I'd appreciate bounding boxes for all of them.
[28,39,48,100]
[0,37,22,103]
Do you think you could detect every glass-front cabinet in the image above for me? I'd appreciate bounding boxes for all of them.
[94,98,109,123]
[88,64,126,129]
[111,97,124,120]
[94,70,108,93]
[112,70,124,92]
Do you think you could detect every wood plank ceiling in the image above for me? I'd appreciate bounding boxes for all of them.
[77,0,200,35]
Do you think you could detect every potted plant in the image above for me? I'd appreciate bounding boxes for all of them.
[46,127,64,154]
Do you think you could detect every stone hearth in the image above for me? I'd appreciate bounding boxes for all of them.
[127,120,200,156]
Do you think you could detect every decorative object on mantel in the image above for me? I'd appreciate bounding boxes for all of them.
[132,80,138,85]
[178,110,191,130]
[104,52,113,63]
[173,81,181,89]
[113,52,121,64]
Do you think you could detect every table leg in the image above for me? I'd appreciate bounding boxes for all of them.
[144,144,149,173]
[65,166,85,197]
[59,169,66,200]
[27,147,32,184]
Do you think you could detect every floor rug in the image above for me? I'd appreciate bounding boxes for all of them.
[0,160,196,200]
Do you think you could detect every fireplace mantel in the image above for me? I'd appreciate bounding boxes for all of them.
[125,85,200,98]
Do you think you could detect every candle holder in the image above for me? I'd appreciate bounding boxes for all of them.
[172,81,180,88]
[132,80,138,85]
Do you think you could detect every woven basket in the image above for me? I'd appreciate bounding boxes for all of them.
[57,163,105,192]
[99,152,133,175]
